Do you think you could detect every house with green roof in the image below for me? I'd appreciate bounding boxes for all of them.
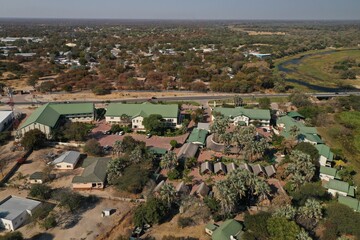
[287,111,305,120]
[105,102,180,129]
[212,107,271,129]
[18,103,95,138]
[338,195,360,212]
[324,179,356,197]
[205,219,244,240]
[72,157,110,190]
[320,166,340,181]
[277,115,323,145]
[316,144,334,167]
[187,128,208,146]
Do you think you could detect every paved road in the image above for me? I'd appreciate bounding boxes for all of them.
[3,91,360,105]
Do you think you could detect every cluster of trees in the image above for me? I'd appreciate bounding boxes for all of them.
[20,129,47,150]
[213,168,270,217]
[333,57,358,79]
[210,118,269,159]
[107,136,154,193]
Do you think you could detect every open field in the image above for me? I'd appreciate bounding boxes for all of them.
[275,49,360,90]
[318,111,360,185]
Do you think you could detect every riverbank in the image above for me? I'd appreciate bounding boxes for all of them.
[275,48,360,92]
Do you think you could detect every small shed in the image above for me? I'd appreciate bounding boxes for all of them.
[201,162,214,174]
[214,162,227,175]
[153,180,165,193]
[102,208,116,217]
[239,163,252,172]
[176,181,190,195]
[251,164,265,176]
[196,182,210,198]
[177,143,199,161]
[264,165,276,177]
[226,163,237,173]
[29,172,46,184]
[197,122,211,132]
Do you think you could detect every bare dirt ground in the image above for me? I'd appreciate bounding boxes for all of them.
[15,198,135,240]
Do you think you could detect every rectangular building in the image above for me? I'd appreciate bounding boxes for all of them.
[105,102,180,129]
[0,196,41,231]
[18,103,95,139]
[0,110,14,132]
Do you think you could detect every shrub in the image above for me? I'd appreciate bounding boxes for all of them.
[84,139,102,156]
[0,231,23,240]
[41,214,57,230]
[170,140,178,148]
[21,129,47,150]
[167,169,180,180]
[29,184,52,200]
[177,217,194,228]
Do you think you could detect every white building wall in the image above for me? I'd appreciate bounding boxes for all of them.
[0,112,14,132]
[19,123,51,138]
[320,173,334,182]
[328,189,347,197]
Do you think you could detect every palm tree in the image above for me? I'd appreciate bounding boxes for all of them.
[160,151,177,169]
[112,140,123,157]
[273,205,297,220]
[289,125,300,140]
[129,145,144,164]
[214,180,238,215]
[210,116,229,143]
[253,178,271,201]
[296,229,312,240]
[247,138,269,161]
[298,199,323,223]
[158,183,177,208]
[286,150,315,189]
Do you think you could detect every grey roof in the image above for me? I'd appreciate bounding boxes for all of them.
[52,151,81,165]
[177,143,199,160]
[251,164,265,176]
[0,111,13,124]
[29,172,45,180]
[239,163,252,172]
[176,181,189,194]
[196,182,209,197]
[214,162,227,174]
[201,162,214,173]
[72,158,110,184]
[154,180,165,192]
[264,165,276,177]
[197,122,210,131]
[0,196,41,221]
[226,163,237,173]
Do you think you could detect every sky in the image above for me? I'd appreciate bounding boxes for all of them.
[0,0,360,20]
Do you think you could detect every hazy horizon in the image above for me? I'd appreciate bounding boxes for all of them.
[1,0,360,20]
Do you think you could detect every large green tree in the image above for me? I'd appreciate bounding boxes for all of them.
[143,114,165,134]
[267,217,300,240]
[21,129,46,150]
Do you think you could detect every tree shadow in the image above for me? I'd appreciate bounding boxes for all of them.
[30,233,55,240]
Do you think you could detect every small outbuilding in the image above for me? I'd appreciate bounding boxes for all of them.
[264,165,276,177]
[195,182,210,198]
[29,172,46,184]
[52,151,81,170]
[226,163,237,173]
[177,143,199,161]
[214,162,227,175]
[201,162,214,174]
[251,164,265,176]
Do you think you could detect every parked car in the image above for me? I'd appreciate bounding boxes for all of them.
[146,133,152,139]
[119,131,124,136]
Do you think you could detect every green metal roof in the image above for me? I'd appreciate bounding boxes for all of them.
[212,219,244,240]
[325,179,353,195]
[187,128,208,145]
[287,111,305,119]
[299,126,318,135]
[72,157,110,184]
[277,115,300,129]
[213,107,270,120]
[300,133,324,144]
[149,147,168,155]
[338,195,360,212]
[20,103,94,129]
[105,102,179,119]
[320,166,337,177]
[29,171,45,180]
[205,222,218,231]
[316,144,334,161]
